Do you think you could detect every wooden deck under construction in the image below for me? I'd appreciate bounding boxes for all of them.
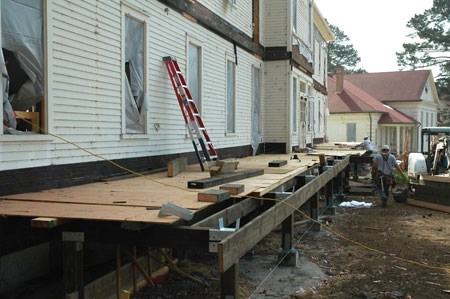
[0,151,362,299]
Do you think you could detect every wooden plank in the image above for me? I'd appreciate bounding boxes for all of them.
[219,184,244,195]
[0,200,179,223]
[407,198,450,213]
[188,169,264,189]
[218,156,349,273]
[268,160,287,167]
[420,175,450,184]
[31,217,69,228]
[198,190,230,203]
[167,157,187,177]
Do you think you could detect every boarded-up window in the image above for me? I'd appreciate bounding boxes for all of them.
[124,14,146,134]
[188,42,201,112]
[2,0,44,134]
[226,60,235,133]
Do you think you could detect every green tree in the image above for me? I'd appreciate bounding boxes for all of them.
[396,0,450,94]
[328,24,367,74]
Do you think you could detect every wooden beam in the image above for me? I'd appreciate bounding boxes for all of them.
[167,157,187,177]
[198,190,230,203]
[158,0,264,57]
[188,169,264,189]
[192,198,262,228]
[252,0,259,43]
[31,217,69,228]
[268,160,288,167]
[218,157,349,273]
[219,184,245,195]
[407,198,450,213]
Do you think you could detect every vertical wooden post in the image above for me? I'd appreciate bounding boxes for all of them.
[220,263,239,299]
[281,215,293,250]
[353,159,359,180]
[324,179,336,215]
[116,245,121,299]
[147,247,153,277]
[132,246,137,293]
[309,193,321,232]
[62,232,84,299]
[344,165,350,193]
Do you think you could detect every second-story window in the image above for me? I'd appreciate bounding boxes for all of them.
[308,3,313,46]
[226,59,236,133]
[292,0,297,33]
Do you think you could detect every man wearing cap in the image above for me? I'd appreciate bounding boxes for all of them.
[372,145,403,207]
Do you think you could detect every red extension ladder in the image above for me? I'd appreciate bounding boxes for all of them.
[163,56,218,171]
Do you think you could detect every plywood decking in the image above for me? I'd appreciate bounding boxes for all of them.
[0,152,360,224]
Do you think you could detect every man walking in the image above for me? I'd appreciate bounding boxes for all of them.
[372,145,403,207]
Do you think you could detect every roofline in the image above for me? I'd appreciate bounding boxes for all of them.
[313,3,334,42]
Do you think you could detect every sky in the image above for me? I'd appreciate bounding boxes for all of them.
[314,0,434,73]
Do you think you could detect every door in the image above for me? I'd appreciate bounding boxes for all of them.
[347,123,356,142]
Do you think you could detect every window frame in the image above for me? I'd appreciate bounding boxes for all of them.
[1,0,49,138]
[292,77,297,133]
[225,56,236,134]
[186,36,203,115]
[121,4,149,137]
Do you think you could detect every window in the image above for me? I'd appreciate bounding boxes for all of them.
[430,113,434,126]
[308,3,312,46]
[292,77,297,133]
[308,100,314,132]
[426,112,429,127]
[123,10,147,134]
[226,59,236,133]
[187,42,202,112]
[2,0,45,135]
[292,0,297,33]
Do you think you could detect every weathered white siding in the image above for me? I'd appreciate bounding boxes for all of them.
[197,0,253,38]
[263,0,288,47]
[0,0,263,171]
[296,0,312,47]
[264,60,288,142]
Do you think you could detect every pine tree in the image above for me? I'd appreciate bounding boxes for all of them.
[327,24,367,74]
[396,0,450,95]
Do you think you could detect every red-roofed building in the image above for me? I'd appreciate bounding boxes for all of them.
[326,67,439,154]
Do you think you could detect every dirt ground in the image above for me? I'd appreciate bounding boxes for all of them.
[134,193,450,299]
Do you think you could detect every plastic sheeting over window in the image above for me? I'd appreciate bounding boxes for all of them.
[124,15,147,134]
[188,42,200,110]
[2,0,43,133]
[226,60,235,133]
[251,67,261,156]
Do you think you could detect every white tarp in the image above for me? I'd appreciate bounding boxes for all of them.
[124,16,147,133]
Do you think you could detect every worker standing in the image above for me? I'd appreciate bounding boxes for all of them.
[372,145,403,207]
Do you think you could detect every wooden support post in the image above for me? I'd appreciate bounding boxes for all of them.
[324,179,336,215]
[220,263,239,299]
[147,248,152,277]
[353,160,359,181]
[132,246,137,293]
[344,165,351,193]
[63,232,84,299]
[309,193,321,232]
[281,215,293,250]
[116,245,121,299]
